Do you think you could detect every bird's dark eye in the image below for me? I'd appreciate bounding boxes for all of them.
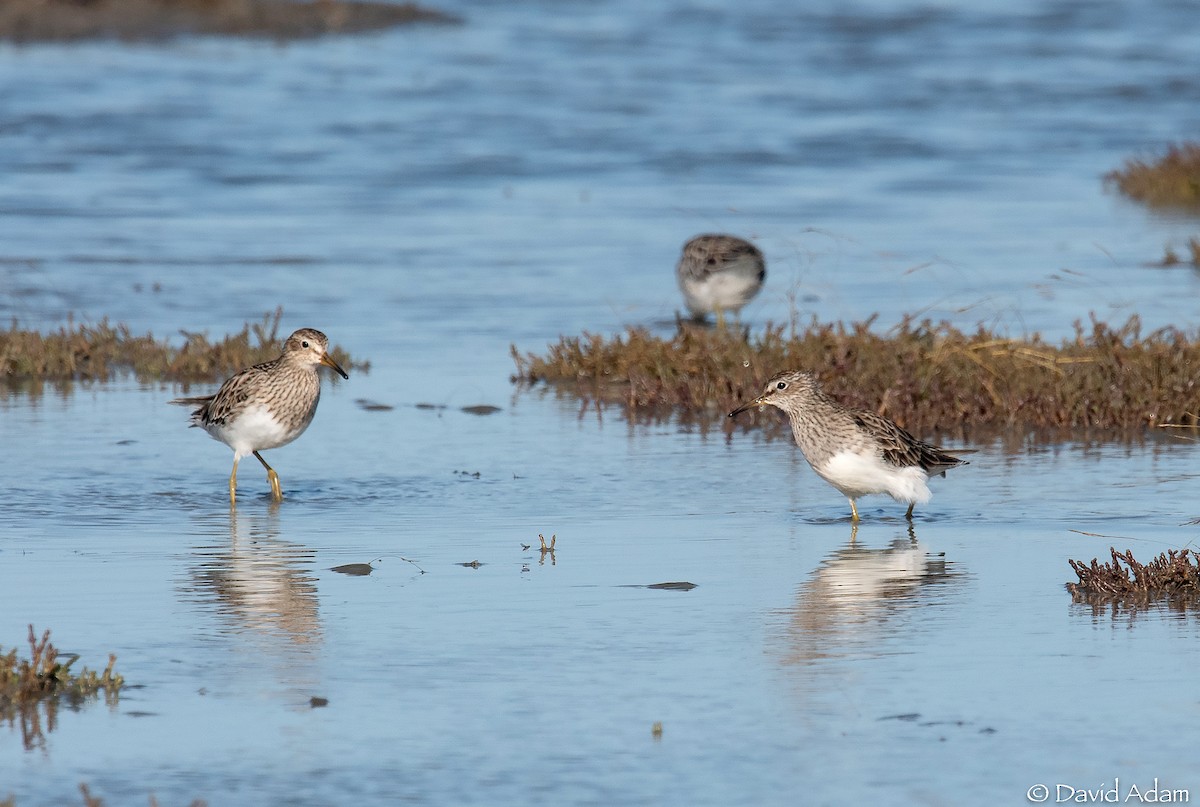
[776,381,787,390]
[301,340,310,348]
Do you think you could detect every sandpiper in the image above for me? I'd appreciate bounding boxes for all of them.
[171,328,349,503]
[676,234,766,326]
[729,370,968,521]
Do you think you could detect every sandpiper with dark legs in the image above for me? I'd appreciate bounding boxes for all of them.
[676,234,766,327]
[729,370,969,521]
[171,328,349,503]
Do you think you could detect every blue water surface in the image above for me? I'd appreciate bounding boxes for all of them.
[2,0,1200,804]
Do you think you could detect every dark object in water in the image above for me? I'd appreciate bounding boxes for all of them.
[310,696,329,708]
[0,0,460,44]
[355,399,394,412]
[1067,547,1200,603]
[330,562,374,576]
[461,404,502,416]
[640,582,697,591]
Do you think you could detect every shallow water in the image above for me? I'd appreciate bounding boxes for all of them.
[3,0,1200,804]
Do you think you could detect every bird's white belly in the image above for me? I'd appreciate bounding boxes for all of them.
[205,403,301,458]
[683,272,755,312]
[815,450,932,504]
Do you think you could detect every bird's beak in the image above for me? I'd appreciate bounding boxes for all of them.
[320,352,350,380]
[728,396,765,418]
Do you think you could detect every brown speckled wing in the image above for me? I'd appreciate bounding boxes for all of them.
[718,240,766,283]
[172,356,279,428]
[851,411,968,475]
[680,236,763,281]
[204,360,278,425]
[711,241,759,277]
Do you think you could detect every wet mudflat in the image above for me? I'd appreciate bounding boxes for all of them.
[3,0,1200,803]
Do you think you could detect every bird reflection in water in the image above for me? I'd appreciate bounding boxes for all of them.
[185,504,323,683]
[776,523,964,666]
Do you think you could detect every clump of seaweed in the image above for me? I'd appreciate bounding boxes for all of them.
[5,784,208,806]
[1,626,124,751]
[0,0,458,44]
[1105,142,1200,209]
[1067,548,1200,609]
[512,315,1200,437]
[1157,237,1200,268]
[80,784,207,807]
[1,308,367,393]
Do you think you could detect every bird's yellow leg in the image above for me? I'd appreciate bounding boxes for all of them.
[905,502,915,520]
[254,451,282,501]
[849,499,860,522]
[715,309,727,330]
[228,456,240,504]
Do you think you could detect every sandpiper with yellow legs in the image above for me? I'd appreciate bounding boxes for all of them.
[171,328,349,503]
[729,370,969,521]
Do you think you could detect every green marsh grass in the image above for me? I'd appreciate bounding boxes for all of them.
[512,315,1200,438]
[1,626,124,751]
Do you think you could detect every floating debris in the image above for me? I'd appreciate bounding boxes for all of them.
[1067,547,1200,605]
[651,721,663,740]
[331,556,424,575]
[78,783,207,807]
[355,399,394,412]
[461,404,502,416]
[876,712,994,736]
[1156,238,1200,268]
[644,582,698,592]
[458,560,483,569]
[309,696,329,708]
[538,534,557,566]
[330,563,375,577]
